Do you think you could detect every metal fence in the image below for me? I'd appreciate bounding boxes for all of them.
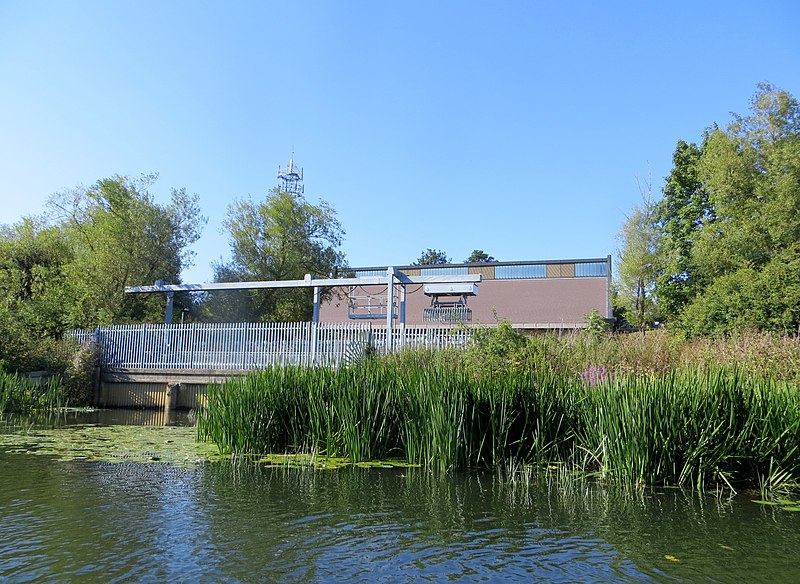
[70,322,473,370]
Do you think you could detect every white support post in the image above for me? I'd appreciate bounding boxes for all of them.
[164,290,174,367]
[399,283,406,349]
[165,291,174,325]
[312,285,321,324]
[385,267,395,352]
[311,285,320,365]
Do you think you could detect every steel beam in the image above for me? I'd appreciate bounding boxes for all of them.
[125,271,480,294]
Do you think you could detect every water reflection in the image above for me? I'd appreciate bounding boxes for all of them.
[1,454,798,582]
[1,407,194,431]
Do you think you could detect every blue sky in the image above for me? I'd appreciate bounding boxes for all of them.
[1,1,798,283]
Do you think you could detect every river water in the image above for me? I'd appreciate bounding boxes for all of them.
[1,414,799,582]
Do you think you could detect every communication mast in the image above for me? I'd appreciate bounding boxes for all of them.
[277,155,304,195]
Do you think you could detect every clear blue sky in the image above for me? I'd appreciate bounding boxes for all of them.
[1,1,798,283]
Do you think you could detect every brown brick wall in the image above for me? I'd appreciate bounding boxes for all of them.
[320,277,608,328]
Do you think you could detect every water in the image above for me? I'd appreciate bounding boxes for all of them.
[2,419,799,582]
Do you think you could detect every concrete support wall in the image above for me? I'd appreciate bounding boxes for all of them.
[97,381,208,410]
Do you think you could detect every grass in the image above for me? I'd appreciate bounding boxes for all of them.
[0,370,65,414]
[197,349,800,492]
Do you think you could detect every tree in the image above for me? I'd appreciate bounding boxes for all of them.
[464,249,497,263]
[414,249,450,265]
[680,250,800,337]
[678,83,800,335]
[208,188,346,322]
[48,174,205,327]
[0,218,74,370]
[693,83,800,274]
[616,175,662,334]
[654,140,714,320]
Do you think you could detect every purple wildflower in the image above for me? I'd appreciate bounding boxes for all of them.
[580,365,613,386]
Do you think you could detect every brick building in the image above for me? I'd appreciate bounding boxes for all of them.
[319,256,612,330]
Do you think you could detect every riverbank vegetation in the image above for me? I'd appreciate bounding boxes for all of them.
[616,83,800,339]
[0,175,205,374]
[2,83,799,493]
[0,370,64,414]
[198,324,800,493]
[0,339,98,412]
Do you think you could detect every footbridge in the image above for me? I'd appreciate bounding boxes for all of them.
[74,267,481,412]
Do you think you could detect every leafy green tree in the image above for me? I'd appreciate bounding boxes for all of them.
[414,249,450,265]
[49,174,205,327]
[680,248,800,337]
[678,83,800,335]
[654,140,714,320]
[207,188,346,322]
[693,84,800,274]
[464,249,497,263]
[0,218,73,370]
[616,177,662,334]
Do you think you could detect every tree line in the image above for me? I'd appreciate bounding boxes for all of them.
[617,83,800,337]
[0,175,205,370]
[2,82,797,371]
[0,174,497,370]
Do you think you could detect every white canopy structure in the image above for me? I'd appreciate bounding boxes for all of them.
[125,267,480,351]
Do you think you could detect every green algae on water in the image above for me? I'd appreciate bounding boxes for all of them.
[0,423,421,470]
[0,424,225,466]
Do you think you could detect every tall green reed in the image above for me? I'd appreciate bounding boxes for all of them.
[573,368,800,490]
[0,370,64,414]
[197,355,800,491]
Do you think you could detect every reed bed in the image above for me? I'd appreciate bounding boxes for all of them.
[0,370,64,414]
[197,359,800,491]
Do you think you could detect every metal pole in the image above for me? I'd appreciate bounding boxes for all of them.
[312,285,320,324]
[165,292,174,325]
[385,267,395,352]
[311,285,320,365]
[399,283,406,349]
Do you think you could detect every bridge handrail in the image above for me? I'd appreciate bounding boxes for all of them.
[69,321,473,370]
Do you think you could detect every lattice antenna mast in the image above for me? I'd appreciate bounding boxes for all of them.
[277,155,304,196]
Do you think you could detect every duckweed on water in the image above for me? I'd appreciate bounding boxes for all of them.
[0,422,418,469]
[0,424,223,465]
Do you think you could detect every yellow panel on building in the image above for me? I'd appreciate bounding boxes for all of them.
[546,263,576,278]
[469,266,496,279]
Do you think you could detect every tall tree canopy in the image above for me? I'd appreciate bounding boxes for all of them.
[0,174,205,370]
[616,178,662,333]
[646,83,800,336]
[207,188,346,322]
[0,218,73,370]
[680,83,800,335]
[414,249,450,265]
[654,141,713,320]
[465,249,497,263]
[48,174,205,327]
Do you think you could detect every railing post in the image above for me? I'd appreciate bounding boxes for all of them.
[138,323,146,368]
[385,267,394,353]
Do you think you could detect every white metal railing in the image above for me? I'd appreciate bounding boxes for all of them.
[70,322,473,370]
[422,306,473,324]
